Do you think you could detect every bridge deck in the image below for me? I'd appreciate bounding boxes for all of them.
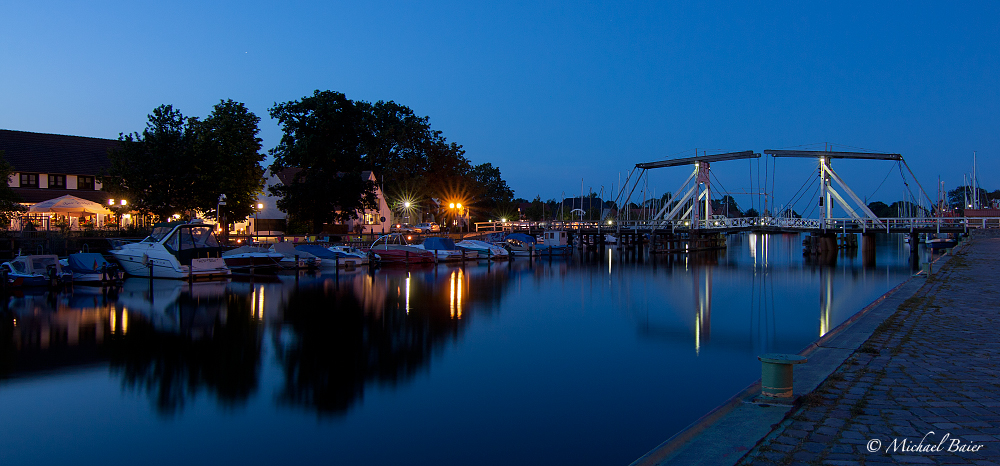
[475,217,1000,235]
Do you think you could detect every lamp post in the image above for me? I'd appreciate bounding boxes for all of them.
[448,202,465,234]
[108,198,127,234]
[217,194,227,245]
[255,202,263,244]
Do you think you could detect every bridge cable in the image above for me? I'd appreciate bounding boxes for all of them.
[865,162,897,202]
[781,169,817,216]
[770,154,777,214]
[802,181,822,219]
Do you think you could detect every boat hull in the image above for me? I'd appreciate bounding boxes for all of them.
[112,251,231,279]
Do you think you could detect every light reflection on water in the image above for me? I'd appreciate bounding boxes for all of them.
[0,233,930,465]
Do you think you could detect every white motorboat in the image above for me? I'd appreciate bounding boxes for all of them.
[222,246,284,273]
[455,239,509,260]
[328,245,375,267]
[109,220,231,279]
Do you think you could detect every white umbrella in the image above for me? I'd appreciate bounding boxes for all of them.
[29,195,112,215]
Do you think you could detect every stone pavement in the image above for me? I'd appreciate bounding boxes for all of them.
[738,235,1000,465]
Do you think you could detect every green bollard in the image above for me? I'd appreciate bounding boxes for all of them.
[922,262,931,276]
[758,353,808,399]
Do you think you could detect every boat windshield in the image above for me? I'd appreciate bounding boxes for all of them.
[143,226,175,243]
[370,234,408,248]
[165,226,221,250]
[30,257,58,273]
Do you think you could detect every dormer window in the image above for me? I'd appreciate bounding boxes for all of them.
[19,173,38,188]
[48,174,66,189]
[78,176,95,190]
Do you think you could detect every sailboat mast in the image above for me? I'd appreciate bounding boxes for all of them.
[973,151,979,209]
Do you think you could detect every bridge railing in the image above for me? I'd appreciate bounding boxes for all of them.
[475,217,1000,233]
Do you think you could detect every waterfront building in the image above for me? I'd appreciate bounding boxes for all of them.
[0,129,119,228]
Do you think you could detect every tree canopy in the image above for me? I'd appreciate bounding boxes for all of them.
[102,101,265,222]
[269,90,516,230]
[268,91,378,233]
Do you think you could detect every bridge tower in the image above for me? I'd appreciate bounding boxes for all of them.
[765,150,915,230]
[615,150,760,229]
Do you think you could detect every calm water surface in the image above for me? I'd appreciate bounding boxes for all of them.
[0,233,928,465]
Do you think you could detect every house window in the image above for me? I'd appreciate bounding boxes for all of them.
[48,175,66,189]
[77,176,95,190]
[19,173,38,188]
[364,213,375,225]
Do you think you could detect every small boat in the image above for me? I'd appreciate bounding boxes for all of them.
[109,220,231,279]
[416,237,478,262]
[270,242,322,269]
[504,233,539,256]
[537,230,573,255]
[927,235,957,250]
[62,252,122,284]
[328,245,376,267]
[456,240,509,260]
[367,234,436,264]
[222,246,284,273]
[294,244,349,268]
[1,254,73,287]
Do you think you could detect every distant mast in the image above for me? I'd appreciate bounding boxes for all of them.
[973,151,979,209]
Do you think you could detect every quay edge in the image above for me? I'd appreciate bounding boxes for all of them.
[629,243,958,466]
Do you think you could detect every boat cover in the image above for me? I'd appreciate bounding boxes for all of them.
[422,237,457,250]
[295,244,339,259]
[506,233,536,244]
[272,242,317,259]
[66,253,113,272]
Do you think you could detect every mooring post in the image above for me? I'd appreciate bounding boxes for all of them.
[758,353,808,399]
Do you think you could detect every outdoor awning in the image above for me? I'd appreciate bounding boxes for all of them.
[28,195,112,215]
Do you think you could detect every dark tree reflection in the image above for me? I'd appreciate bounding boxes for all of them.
[275,266,509,416]
[108,287,262,416]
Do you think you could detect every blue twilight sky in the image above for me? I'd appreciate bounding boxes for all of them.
[2,1,998,212]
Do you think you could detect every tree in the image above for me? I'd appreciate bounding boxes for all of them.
[268,90,377,233]
[524,196,544,220]
[712,195,741,217]
[468,163,514,212]
[867,201,891,218]
[103,102,266,223]
[948,185,989,210]
[103,105,198,221]
[0,151,25,227]
[191,100,266,222]
[744,208,759,218]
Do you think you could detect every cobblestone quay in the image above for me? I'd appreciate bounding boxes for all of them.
[739,235,1000,465]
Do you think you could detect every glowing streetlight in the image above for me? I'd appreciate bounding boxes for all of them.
[403,201,411,208]
[254,203,264,243]
[449,203,455,209]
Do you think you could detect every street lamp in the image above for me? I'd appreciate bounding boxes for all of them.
[255,202,263,244]
[108,198,127,232]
